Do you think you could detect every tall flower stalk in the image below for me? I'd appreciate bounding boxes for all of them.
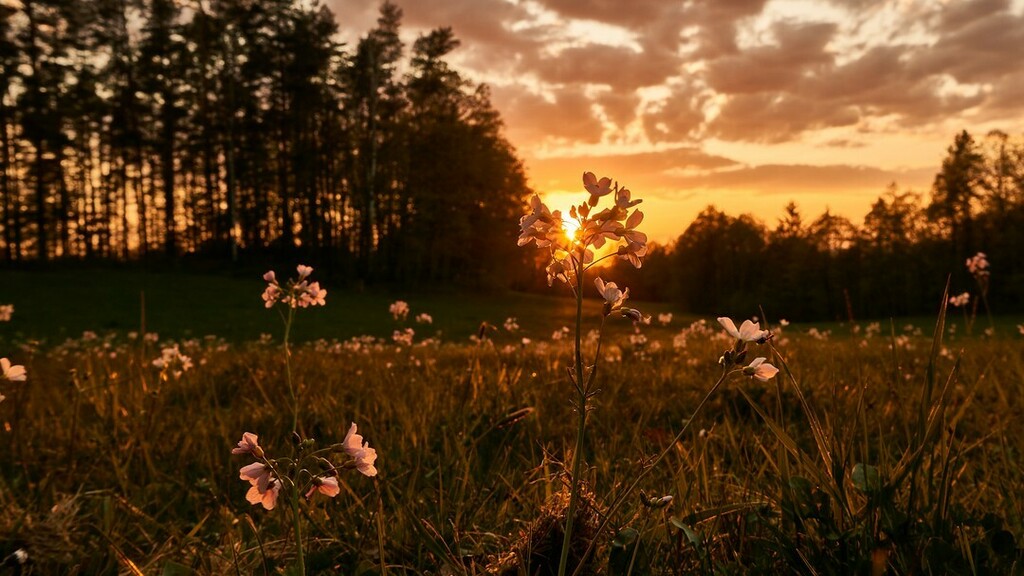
[262,265,327,432]
[519,173,648,575]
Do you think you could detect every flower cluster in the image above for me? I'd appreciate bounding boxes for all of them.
[152,345,194,378]
[0,304,13,322]
[261,265,327,309]
[392,328,415,347]
[1,357,26,404]
[716,316,778,381]
[948,291,970,308]
[389,300,409,321]
[415,313,433,325]
[966,252,990,278]
[503,317,520,332]
[232,423,378,511]
[519,172,648,287]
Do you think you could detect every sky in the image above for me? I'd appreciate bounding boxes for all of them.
[328,0,1024,242]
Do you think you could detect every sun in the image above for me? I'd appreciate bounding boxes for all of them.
[561,215,581,240]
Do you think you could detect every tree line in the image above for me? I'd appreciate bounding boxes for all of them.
[592,130,1024,320]
[0,0,531,286]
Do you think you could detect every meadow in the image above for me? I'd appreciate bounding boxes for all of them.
[1,267,1023,575]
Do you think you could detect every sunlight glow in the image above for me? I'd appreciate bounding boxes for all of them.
[561,214,581,239]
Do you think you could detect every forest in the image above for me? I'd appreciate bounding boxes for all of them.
[1,0,1023,319]
[0,0,531,285]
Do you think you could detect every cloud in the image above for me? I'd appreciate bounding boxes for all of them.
[523,146,739,200]
[664,163,935,195]
[491,85,604,144]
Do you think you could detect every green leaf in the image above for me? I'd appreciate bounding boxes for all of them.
[611,527,639,549]
[852,463,881,494]
[669,519,703,547]
[161,561,194,576]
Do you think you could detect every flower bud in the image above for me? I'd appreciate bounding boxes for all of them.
[253,445,265,459]
[640,490,674,509]
[621,308,643,322]
[734,349,747,366]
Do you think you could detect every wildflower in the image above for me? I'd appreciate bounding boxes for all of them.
[503,317,520,332]
[518,195,560,247]
[1,358,27,382]
[1017,324,1024,336]
[305,476,340,500]
[582,172,613,206]
[240,461,273,487]
[246,478,281,510]
[232,432,264,458]
[966,252,989,276]
[657,313,673,326]
[296,264,313,279]
[392,328,415,346]
[301,282,327,307]
[263,271,276,283]
[389,300,410,321]
[717,317,770,343]
[743,357,779,382]
[948,292,970,307]
[262,284,281,308]
[416,313,433,325]
[594,277,628,311]
[618,237,647,269]
[545,252,575,286]
[343,423,379,477]
[614,187,642,210]
[152,345,193,377]
[0,304,13,322]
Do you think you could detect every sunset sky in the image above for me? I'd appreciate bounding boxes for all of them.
[329,0,1024,242]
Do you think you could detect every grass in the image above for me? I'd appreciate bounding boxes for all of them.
[0,268,683,344]
[1,270,1023,574]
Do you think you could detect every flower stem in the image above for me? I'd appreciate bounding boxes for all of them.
[283,305,298,433]
[557,266,588,576]
[570,368,733,576]
[290,487,306,576]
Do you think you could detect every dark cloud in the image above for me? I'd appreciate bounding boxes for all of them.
[705,21,836,94]
[710,94,860,143]
[490,85,604,144]
[595,90,640,129]
[642,83,707,143]
[526,44,676,88]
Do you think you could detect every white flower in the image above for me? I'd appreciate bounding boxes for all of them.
[582,171,613,205]
[415,313,433,325]
[389,301,410,321]
[343,423,379,477]
[948,292,970,307]
[296,264,314,279]
[594,277,628,309]
[0,304,13,322]
[744,357,779,382]
[717,317,769,343]
[1,358,27,382]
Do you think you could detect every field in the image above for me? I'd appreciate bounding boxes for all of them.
[2,269,1024,575]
